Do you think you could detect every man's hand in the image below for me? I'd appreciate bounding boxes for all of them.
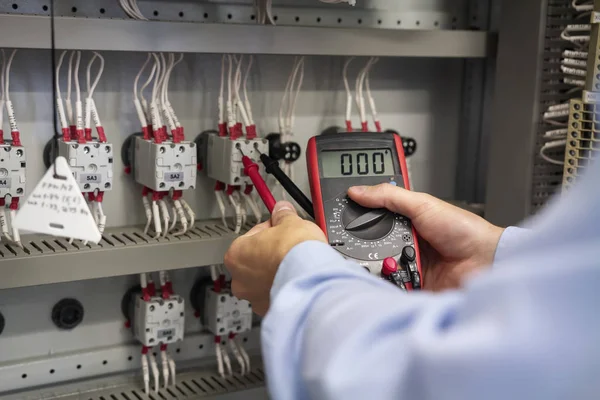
[224,202,327,316]
[348,184,504,291]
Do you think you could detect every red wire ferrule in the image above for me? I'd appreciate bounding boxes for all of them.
[345,121,353,132]
[152,127,163,144]
[97,126,107,143]
[179,126,185,141]
[246,124,257,140]
[148,281,156,297]
[88,192,96,202]
[214,335,222,344]
[160,343,168,351]
[172,190,183,201]
[11,131,21,147]
[214,181,225,191]
[142,186,150,197]
[84,128,93,142]
[244,185,253,195]
[375,121,382,133]
[228,332,236,339]
[96,191,104,203]
[361,122,369,132]
[76,129,86,144]
[226,185,238,196]
[152,191,160,202]
[0,130,5,145]
[165,281,173,296]
[61,127,71,142]
[69,125,77,138]
[218,123,228,137]
[142,126,150,140]
[0,198,5,207]
[141,346,149,355]
[9,197,19,211]
[142,287,151,302]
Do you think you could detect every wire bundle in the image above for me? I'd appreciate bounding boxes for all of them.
[254,0,276,25]
[133,53,196,239]
[213,55,263,233]
[119,0,147,20]
[0,49,23,247]
[343,57,380,132]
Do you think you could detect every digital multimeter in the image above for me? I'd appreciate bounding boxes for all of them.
[307,132,422,289]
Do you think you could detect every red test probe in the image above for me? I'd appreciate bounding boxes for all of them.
[241,155,277,214]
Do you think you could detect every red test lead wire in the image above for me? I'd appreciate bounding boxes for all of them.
[241,156,276,214]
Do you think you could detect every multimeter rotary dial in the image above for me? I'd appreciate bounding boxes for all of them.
[342,201,394,241]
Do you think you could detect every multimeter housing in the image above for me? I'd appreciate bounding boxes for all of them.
[307,132,422,285]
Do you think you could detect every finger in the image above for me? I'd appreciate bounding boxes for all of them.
[348,184,440,221]
[271,201,299,226]
[243,220,271,237]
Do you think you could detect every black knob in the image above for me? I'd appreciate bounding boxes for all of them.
[401,246,416,263]
[342,200,394,241]
[52,298,84,330]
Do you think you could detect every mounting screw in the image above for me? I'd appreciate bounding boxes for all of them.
[105,146,111,153]
[159,183,165,189]
[83,183,90,190]
[15,149,23,157]
[168,303,173,309]
[104,183,111,189]
[159,147,166,154]
[150,305,155,311]
[16,188,23,194]
[83,146,90,154]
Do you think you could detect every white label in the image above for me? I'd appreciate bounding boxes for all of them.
[583,91,600,103]
[0,178,11,188]
[13,157,101,243]
[164,172,183,182]
[157,328,176,339]
[80,173,102,184]
[592,12,600,24]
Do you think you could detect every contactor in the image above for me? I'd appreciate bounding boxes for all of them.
[204,288,253,336]
[0,144,26,198]
[132,137,196,192]
[56,141,113,193]
[131,294,185,347]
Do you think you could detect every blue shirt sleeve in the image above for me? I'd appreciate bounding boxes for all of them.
[493,227,529,264]
[261,240,600,400]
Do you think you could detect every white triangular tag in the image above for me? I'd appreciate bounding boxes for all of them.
[13,157,101,243]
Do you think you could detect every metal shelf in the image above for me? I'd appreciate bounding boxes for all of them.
[0,14,492,58]
[0,219,247,290]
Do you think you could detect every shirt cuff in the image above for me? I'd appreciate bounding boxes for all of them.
[271,240,348,300]
[493,226,529,264]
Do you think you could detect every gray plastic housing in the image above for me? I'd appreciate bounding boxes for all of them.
[56,140,113,193]
[0,144,26,198]
[131,294,185,347]
[204,288,253,336]
[205,135,268,185]
[133,137,197,192]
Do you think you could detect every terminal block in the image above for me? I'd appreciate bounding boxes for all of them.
[56,141,113,193]
[204,288,252,336]
[0,144,26,198]
[563,99,600,190]
[132,137,196,192]
[131,294,185,347]
[199,132,268,186]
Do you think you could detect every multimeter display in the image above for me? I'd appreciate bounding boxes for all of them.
[307,132,422,290]
[321,149,396,178]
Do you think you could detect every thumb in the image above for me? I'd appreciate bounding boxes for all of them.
[271,201,299,226]
[347,184,439,221]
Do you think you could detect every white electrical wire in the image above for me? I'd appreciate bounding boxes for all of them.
[180,198,196,228]
[160,349,169,389]
[66,51,76,126]
[216,342,225,378]
[364,57,380,130]
[243,55,255,125]
[152,198,162,239]
[540,139,567,165]
[148,351,160,393]
[158,199,170,238]
[168,354,176,386]
[141,353,150,394]
[73,51,84,135]
[343,57,355,128]
[215,191,228,229]
[572,0,594,11]
[222,344,233,376]
[227,338,246,375]
[55,51,69,132]
[234,337,251,375]
[173,199,188,235]
[228,192,243,234]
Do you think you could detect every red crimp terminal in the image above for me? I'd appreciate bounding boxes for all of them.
[96,191,105,203]
[152,191,160,202]
[84,128,93,142]
[242,156,276,213]
[9,197,19,211]
[124,166,132,175]
[218,123,228,137]
[88,192,96,202]
[214,335,222,344]
[172,190,182,201]
[197,162,203,172]
[0,130,5,145]
[179,126,185,141]
[160,343,168,351]
[226,185,240,196]
[11,131,21,147]
[171,128,180,143]
[375,121,382,133]
[244,185,253,195]
[214,181,225,191]
[0,198,5,207]
[165,281,173,296]
[142,186,149,197]
[142,287,151,302]
[152,127,163,144]
[142,126,150,140]
[345,120,353,132]
[148,281,156,297]
[361,122,369,132]
[382,257,399,277]
[69,125,77,138]
[124,320,131,329]
[228,332,236,339]
[246,124,257,140]
[213,277,221,293]
[97,126,107,143]
[76,129,86,144]
[161,283,170,299]
[141,346,149,355]
[61,127,71,142]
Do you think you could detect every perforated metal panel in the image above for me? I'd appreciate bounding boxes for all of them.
[5,365,266,400]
